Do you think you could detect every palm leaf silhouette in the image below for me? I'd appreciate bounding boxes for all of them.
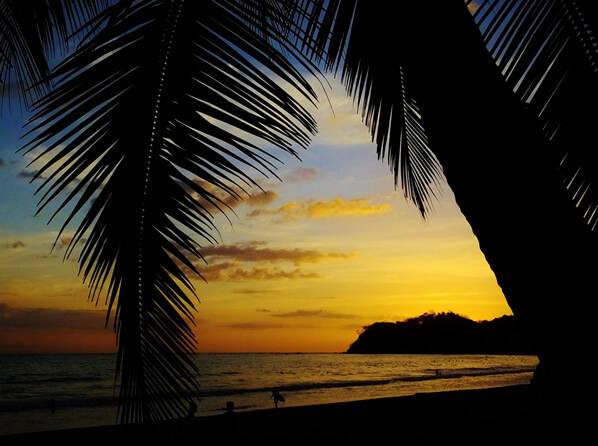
[20,0,317,423]
[0,0,108,109]
[294,0,443,217]
[474,0,598,228]
[297,0,598,229]
[471,0,598,229]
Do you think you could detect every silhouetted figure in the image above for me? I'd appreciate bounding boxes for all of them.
[187,401,198,418]
[270,387,285,409]
[226,401,235,414]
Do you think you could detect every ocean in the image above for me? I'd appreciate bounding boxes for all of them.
[0,353,538,436]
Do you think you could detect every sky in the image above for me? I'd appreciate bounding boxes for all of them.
[0,71,512,354]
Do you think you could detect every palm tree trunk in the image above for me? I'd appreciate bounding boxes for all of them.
[401,0,596,398]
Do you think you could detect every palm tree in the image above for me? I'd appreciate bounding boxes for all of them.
[4,0,320,423]
[2,0,596,423]
[306,0,598,406]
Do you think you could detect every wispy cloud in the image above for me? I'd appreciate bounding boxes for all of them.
[245,190,278,206]
[283,167,318,183]
[54,236,73,250]
[234,288,279,295]
[182,241,354,282]
[248,197,391,220]
[225,321,287,330]
[18,169,37,180]
[0,303,108,330]
[271,309,357,319]
[1,240,25,249]
[51,235,87,251]
[182,177,278,214]
[200,261,320,282]
[201,241,353,265]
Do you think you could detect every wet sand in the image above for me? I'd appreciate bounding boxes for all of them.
[0,384,587,444]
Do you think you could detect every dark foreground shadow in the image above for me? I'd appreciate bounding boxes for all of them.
[1,385,589,445]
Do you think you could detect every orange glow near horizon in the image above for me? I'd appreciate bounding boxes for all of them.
[0,327,117,354]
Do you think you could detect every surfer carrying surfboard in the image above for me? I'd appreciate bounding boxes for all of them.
[270,387,285,408]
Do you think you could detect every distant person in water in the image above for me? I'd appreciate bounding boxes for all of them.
[270,387,285,409]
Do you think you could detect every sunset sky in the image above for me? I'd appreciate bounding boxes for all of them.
[0,73,512,354]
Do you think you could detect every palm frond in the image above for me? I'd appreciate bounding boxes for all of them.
[472,0,598,230]
[291,0,444,217]
[20,0,317,423]
[0,0,108,110]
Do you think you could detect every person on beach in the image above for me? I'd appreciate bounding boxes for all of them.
[226,401,235,414]
[187,401,198,418]
[270,387,285,409]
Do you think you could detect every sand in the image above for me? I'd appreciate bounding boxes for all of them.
[0,384,588,444]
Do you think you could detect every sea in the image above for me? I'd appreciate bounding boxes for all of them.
[0,353,538,436]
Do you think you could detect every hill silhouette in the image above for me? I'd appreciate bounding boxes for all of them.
[346,312,536,354]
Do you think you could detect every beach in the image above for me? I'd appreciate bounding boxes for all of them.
[0,384,587,444]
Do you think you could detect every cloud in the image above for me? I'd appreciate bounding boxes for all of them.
[182,177,278,213]
[244,190,278,206]
[283,167,318,183]
[51,236,87,251]
[200,261,320,282]
[54,236,73,250]
[234,289,279,295]
[2,240,25,249]
[0,303,108,331]
[248,197,391,220]
[227,267,319,281]
[18,169,38,180]
[225,322,287,330]
[201,241,353,265]
[271,309,357,320]
[174,241,353,282]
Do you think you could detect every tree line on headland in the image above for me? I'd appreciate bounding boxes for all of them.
[346,312,536,355]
